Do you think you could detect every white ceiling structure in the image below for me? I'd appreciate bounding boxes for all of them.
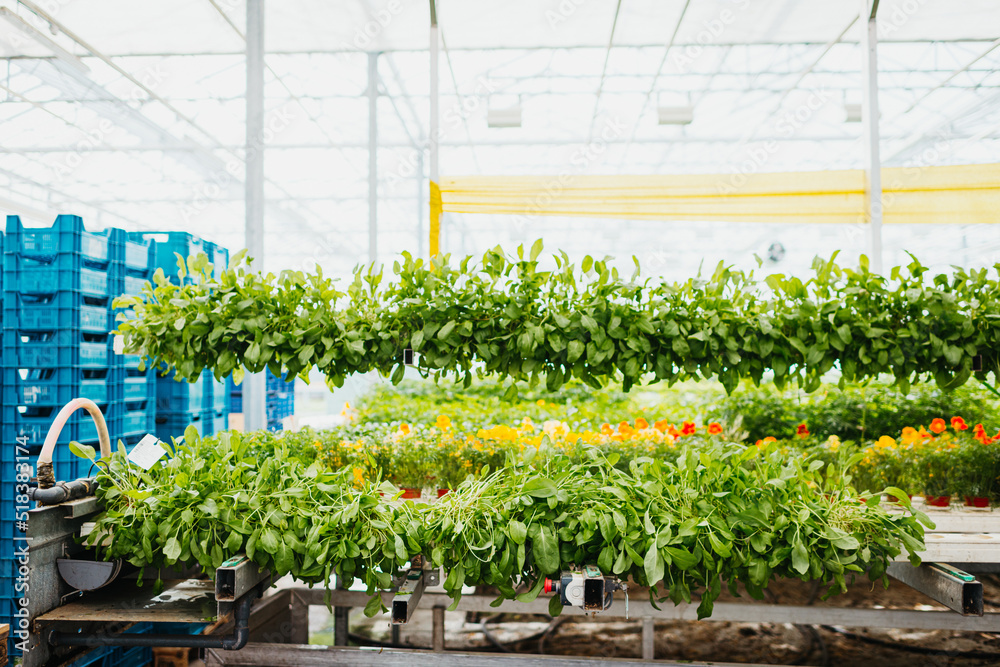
[1,0,998,281]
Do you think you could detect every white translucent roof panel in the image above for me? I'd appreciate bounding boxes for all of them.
[1,0,999,281]
[3,0,997,57]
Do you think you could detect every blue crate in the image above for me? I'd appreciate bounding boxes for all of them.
[210,377,229,413]
[121,236,156,274]
[2,367,109,407]
[156,370,205,414]
[122,376,152,402]
[4,215,111,265]
[1,292,110,333]
[121,275,149,297]
[111,405,154,438]
[2,329,108,368]
[2,406,103,446]
[127,231,206,282]
[3,258,110,296]
[121,410,152,437]
[205,241,229,280]
[230,394,242,413]
[201,409,228,437]
[154,411,202,443]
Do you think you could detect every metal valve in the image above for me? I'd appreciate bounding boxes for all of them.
[544,564,624,612]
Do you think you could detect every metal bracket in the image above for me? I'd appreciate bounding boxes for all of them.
[424,563,441,587]
[887,562,983,616]
[392,568,426,625]
[217,554,270,603]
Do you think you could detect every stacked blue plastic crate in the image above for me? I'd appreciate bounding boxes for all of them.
[201,240,230,435]
[229,368,295,430]
[1,215,113,655]
[108,229,158,447]
[126,232,229,442]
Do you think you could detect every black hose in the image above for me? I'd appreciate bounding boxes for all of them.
[480,613,562,652]
[821,625,1000,660]
[537,615,567,655]
[30,477,97,505]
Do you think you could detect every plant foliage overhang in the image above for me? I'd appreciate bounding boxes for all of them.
[113,241,1000,397]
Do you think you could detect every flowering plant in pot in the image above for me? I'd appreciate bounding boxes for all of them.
[920,447,952,507]
[952,434,1000,507]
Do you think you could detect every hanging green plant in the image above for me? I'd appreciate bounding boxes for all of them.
[113,244,1000,399]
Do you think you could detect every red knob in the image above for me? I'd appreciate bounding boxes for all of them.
[544,578,553,593]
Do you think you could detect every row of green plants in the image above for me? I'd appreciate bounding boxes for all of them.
[338,378,1000,502]
[78,426,928,620]
[354,376,1000,444]
[113,244,1000,398]
[714,381,999,443]
[278,413,1000,505]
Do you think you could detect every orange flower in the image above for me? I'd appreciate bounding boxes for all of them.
[680,421,697,436]
[707,423,723,435]
[618,421,635,437]
[399,423,411,435]
[435,415,451,430]
[796,423,810,438]
[667,425,681,438]
[951,416,969,431]
[601,423,613,436]
[635,418,649,430]
[653,419,669,433]
[929,418,946,434]
[755,437,776,448]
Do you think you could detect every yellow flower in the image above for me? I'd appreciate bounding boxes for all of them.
[435,415,452,430]
[536,399,545,406]
[352,467,364,487]
[543,420,569,438]
[877,436,896,449]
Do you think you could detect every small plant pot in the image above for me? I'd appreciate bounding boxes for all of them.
[964,496,990,508]
[437,488,451,498]
[924,495,951,508]
[400,488,421,499]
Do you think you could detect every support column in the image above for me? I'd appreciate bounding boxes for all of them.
[861,0,882,273]
[417,151,425,258]
[641,617,655,660]
[432,606,445,652]
[429,1,440,259]
[368,51,379,267]
[244,0,266,432]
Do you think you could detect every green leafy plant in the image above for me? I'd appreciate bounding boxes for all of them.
[79,426,929,620]
[114,246,1000,399]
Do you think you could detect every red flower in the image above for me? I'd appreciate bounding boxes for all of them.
[951,416,968,431]
[680,421,697,436]
[974,423,986,437]
[796,423,810,438]
[929,418,946,434]
[708,423,723,435]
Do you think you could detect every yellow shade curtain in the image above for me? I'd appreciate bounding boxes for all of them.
[430,163,1000,231]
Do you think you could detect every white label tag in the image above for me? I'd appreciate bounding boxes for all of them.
[112,334,125,355]
[128,434,167,470]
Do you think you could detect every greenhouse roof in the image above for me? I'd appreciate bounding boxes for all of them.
[1,0,998,279]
